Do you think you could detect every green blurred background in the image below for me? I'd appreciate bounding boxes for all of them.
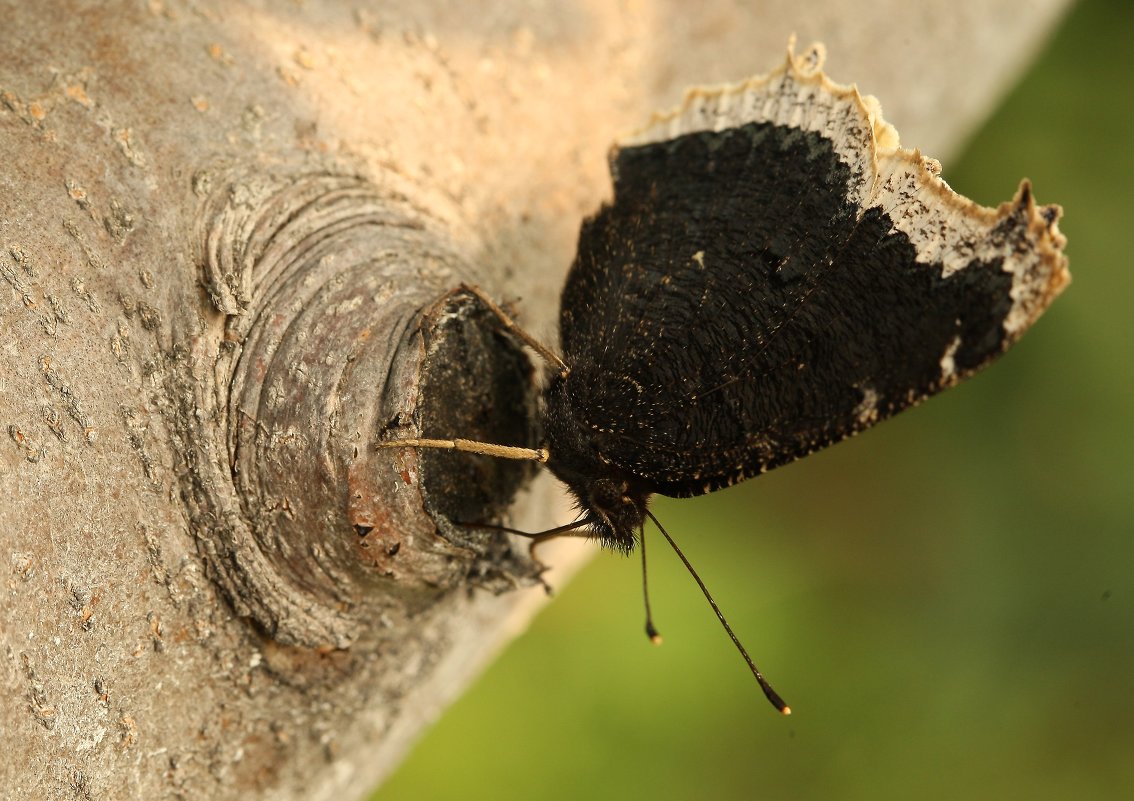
[376,1,1133,798]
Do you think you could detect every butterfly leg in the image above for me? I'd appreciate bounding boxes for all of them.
[377,437,548,463]
[458,283,568,374]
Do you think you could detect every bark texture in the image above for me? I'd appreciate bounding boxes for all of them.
[0,1,1068,799]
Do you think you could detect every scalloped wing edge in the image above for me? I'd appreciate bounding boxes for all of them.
[617,39,1069,343]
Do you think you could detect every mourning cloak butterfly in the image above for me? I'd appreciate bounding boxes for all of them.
[382,43,1069,713]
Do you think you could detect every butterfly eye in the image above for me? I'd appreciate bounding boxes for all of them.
[589,478,628,512]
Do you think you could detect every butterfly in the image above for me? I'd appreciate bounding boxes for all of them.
[381,43,1069,713]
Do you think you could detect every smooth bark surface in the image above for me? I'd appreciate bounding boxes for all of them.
[1,1,1068,798]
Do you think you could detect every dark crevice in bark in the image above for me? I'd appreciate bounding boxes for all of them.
[170,167,542,649]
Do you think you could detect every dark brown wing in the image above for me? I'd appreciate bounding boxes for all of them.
[557,51,1068,498]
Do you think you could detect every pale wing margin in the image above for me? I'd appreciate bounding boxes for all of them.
[618,40,1069,346]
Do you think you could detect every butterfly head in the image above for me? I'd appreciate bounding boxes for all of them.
[571,475,650,555]
[542,371,650,553]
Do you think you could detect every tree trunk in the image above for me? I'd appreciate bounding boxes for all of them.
[0,1,1069,798]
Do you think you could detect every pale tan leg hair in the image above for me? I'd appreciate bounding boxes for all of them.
[376,437,549,463]
[377,284,565,463]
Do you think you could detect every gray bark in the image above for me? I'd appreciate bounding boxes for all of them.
[0,1,1069,799]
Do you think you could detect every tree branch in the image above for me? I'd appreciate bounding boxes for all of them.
[0,1,1070,798]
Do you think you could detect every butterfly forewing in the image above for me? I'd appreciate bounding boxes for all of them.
[558,53,1067,499]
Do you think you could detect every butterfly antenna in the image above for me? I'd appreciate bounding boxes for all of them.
[645,509,791,715]
[640,525,663,645]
